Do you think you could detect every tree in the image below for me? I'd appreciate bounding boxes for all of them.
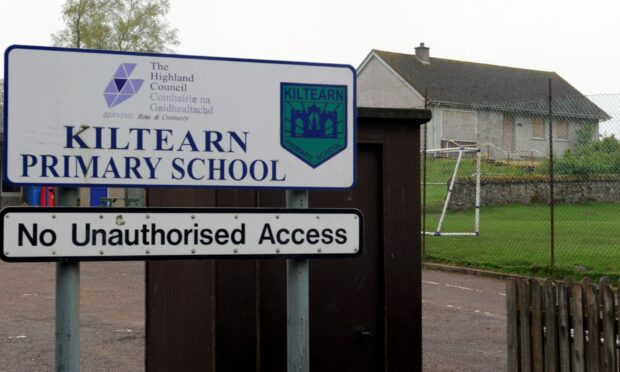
[52,0,179,52]
[51,0,179,207]
[575,124,596,147]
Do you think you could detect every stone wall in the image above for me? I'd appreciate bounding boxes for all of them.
[449,176,620,210]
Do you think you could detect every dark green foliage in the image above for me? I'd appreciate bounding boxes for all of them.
[554,135,620,176]
[576,124,596,146]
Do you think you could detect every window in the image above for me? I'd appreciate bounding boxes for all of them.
[532,119,545,139]
[556,121,569,141]
[441,109,476,144]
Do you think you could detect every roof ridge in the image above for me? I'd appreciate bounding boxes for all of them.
[430,56,556,75]
[373,49,557,75]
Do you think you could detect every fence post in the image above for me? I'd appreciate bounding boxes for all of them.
[557,279,571,371]
[506,279,519,372]
[543,279,558,372]
[548,78,555,268]
[599,277,617,371]
[616,280,620,372]
[530,279,544,372]
[583,277,600,372]
[571,282,585,371]
[422,91,428,255]
[474,150,481,236]
[519,279,532,372]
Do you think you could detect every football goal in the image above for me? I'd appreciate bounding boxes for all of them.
[422,146,481,237]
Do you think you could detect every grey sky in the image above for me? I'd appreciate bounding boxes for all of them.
[1,0,618,95]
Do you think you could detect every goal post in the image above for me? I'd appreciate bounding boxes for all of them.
[422,147,481,237]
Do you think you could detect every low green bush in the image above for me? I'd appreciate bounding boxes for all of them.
[554,135,620,175]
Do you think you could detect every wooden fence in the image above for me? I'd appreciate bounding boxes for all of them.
[507,277,620,372]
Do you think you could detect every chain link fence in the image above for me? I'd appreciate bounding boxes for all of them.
[421,90,620,279]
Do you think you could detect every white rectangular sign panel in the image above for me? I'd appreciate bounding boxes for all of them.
[4,45,356,189]
[1,208,362,261]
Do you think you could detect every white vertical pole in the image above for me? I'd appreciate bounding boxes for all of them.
[435,149,464,235]
[55,187,80,372]
[475,151,481,236]
[286,190,309,372]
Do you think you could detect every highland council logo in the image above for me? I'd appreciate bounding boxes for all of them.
[103,63,144,108]
[280,83,347,168]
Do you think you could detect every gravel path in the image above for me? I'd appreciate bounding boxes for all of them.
[1,261,506,371]
[423,269,507,371]
[0,261,144,371]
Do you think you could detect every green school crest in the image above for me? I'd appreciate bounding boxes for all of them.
[280,83,348,168]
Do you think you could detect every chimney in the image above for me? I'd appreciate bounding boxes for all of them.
[415,42,430,64]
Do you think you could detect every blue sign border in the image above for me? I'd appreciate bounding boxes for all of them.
[3,45,357,191]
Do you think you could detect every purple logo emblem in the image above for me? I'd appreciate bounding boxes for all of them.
[103,63,144,108]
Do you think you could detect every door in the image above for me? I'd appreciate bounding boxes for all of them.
[308,143,384,371]
[502,115,515,152]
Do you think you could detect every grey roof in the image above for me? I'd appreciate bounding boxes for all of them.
[372,50,609,120]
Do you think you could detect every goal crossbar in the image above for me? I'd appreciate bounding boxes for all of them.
[421,146,481,154]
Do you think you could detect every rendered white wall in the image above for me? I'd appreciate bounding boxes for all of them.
[357,56,423,109]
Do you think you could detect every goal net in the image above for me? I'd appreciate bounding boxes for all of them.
[422,147,481,237]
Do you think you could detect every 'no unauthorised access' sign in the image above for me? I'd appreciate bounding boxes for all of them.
[4,45,356,189]
[0,208,363,261]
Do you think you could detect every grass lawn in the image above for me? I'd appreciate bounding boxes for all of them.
[423,202,620,280]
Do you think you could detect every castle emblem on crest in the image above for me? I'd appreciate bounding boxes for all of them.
[289,105,339,139]
[281,83,347,168]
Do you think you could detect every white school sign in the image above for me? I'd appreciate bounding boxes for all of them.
[4,46,356,189]
[1,208,363,261]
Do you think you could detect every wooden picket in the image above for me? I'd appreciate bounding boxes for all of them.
[584,278,599,372]
[557,280,571,371]
[507,279,520,372]
[601,278,617,371]
[544,279,558,372]
[507,277,620,372]
[531,279,544,372]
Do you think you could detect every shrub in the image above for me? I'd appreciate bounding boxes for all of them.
[554,135,620,175]
[576,124,596,146]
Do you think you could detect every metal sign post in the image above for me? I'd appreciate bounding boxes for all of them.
[54,188,80,372]
[286,190,309,372]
